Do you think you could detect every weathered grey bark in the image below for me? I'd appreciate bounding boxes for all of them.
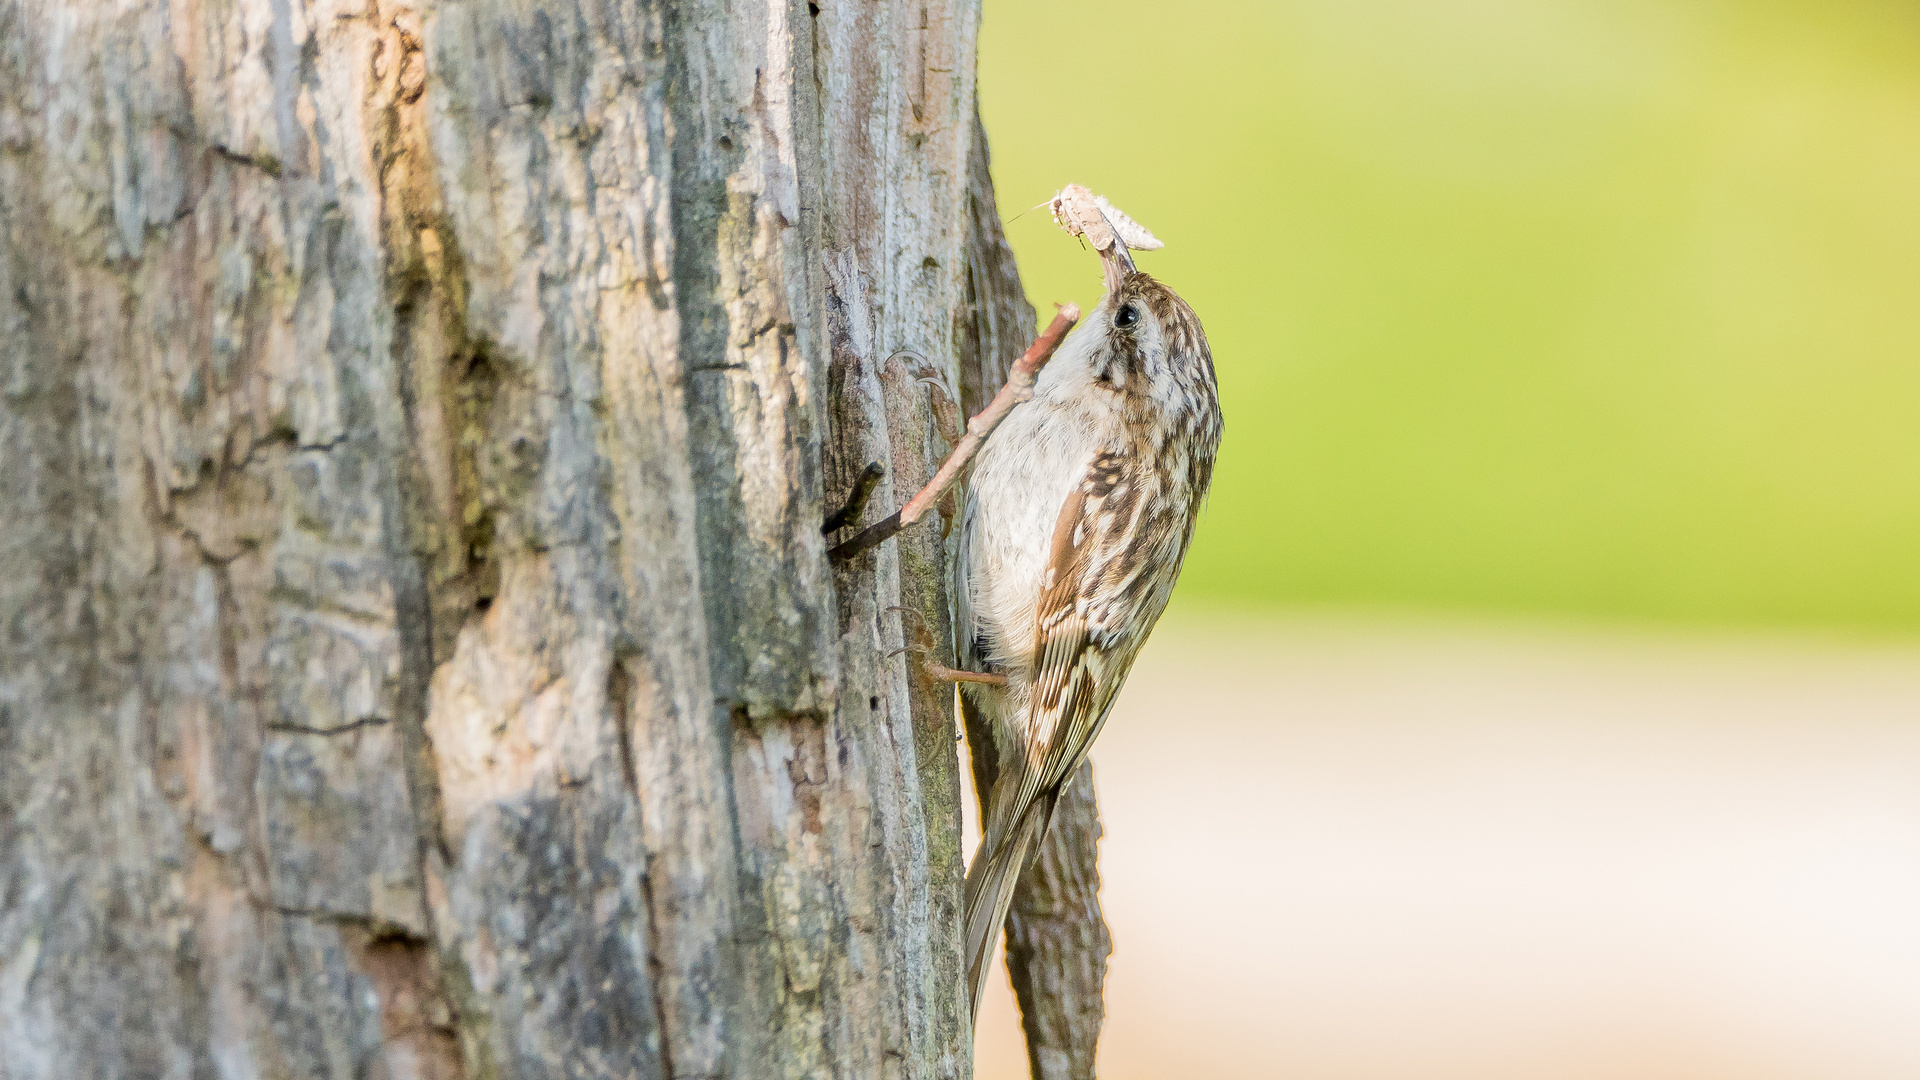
[0,0,1029,1076]
[954,116,1110,1080]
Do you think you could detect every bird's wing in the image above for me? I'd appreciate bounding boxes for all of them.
[988,449,1152,850]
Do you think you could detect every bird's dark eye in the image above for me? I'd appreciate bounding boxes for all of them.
[1113,303,1139,329]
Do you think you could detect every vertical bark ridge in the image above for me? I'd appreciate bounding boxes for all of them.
[806,0,985,1073]
[366,11,492,1075]
[1002,763,1110,1080]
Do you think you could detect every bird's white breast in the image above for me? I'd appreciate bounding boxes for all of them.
[960,330,1126,676]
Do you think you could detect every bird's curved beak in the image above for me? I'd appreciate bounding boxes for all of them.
[1099,232,1136,296]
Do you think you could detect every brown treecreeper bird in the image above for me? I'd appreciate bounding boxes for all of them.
[952,193,1222,1017]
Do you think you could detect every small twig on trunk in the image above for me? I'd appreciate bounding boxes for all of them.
[828,303,1081,563]
[822,461,886,535]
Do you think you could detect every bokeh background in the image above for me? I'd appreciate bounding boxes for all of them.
[970,1,1920,1076]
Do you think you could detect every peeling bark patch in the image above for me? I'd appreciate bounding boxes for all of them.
[786,732,828,837]
[351,932,469,1080]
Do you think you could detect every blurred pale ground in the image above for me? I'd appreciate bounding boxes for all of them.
[968,611,1920,1078]
[974,0,1920,1075]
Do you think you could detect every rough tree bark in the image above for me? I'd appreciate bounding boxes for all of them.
[0,1,1105,1077]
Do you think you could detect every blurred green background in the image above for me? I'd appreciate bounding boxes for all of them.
[978,0,1920,630]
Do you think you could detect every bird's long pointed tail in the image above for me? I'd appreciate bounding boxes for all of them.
[962,795,1055,1021]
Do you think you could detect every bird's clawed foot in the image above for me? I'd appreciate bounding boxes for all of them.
[882,608,1008,686]
[924,661,1008,688]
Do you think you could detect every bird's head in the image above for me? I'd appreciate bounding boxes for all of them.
[1082,254,1214,412]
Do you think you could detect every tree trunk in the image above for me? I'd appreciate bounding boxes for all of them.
[0,2,1104,1077]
